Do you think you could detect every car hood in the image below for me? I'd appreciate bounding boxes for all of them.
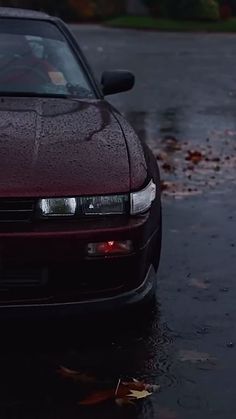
[0,97,131,198]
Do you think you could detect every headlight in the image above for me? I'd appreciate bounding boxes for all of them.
[78,195,128,215]
[39,198,77,217]
[38,195,128,217]
[130,180,156,215]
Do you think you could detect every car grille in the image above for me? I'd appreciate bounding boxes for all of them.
[0,268,48,288]
[0,198,35,222]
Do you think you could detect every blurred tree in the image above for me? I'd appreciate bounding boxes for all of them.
[143,0,220,20]
[69,0,125,20]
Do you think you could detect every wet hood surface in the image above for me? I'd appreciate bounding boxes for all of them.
[0,97,131,197]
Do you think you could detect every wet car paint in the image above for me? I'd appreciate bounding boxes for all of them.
[0,12,162,317]
[0,98,131,197]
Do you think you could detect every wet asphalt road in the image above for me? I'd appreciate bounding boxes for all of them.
[0,27,235,419]
[71,26,236,418]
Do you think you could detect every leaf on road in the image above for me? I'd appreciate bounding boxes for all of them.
[178,350,216,363]
[185,150,204,164]
[59,366,159,406]
[162,162,176,172]
[79,378,159,406]
[127,389,153,399]
[122,379,160,393]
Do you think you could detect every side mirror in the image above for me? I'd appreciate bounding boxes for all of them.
[101,70,135,96]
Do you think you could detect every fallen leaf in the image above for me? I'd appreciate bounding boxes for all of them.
[178,350,216,363]
[127,389,152,400]
[122,379,160,393]
[186,150,204,164]
[59,365,160,407]
[162,162,176,172]
[79,378,159,406]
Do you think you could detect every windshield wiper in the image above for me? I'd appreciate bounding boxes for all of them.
[66,83,94,99]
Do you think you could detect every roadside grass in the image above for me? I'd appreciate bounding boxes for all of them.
[105,15,236,32]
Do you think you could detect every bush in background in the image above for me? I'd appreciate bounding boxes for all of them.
[142,0,168,17]
[0,0,125,21]
[143,0,220,20]
[176,0,220,20]
[69,0,125,20]
[219,3,232,19]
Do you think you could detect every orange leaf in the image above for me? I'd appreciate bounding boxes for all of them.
[186,150,204,164]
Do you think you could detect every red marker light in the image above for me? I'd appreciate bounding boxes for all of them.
[87,240,133,256]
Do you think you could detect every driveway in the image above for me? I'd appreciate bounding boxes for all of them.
[0,26,235,419]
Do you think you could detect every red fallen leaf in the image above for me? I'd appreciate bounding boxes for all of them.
[162,162,175,172]
[160,180,173,191]
[79,379,159,406]
[186,150,204,164]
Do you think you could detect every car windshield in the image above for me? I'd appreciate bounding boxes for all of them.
[0,18,95,99]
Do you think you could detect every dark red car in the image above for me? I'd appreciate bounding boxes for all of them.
[0,8,162,318]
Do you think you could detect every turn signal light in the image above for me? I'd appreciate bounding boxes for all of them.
[87,240,133,256]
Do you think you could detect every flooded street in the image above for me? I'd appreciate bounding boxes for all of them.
[0,26,235,419]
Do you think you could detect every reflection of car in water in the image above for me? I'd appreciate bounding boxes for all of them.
[0,8,162,319]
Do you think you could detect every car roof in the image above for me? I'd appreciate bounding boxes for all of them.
[0,7,53,20]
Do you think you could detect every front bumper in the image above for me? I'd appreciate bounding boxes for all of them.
[0,265,157,320]
[0,211,161,315]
